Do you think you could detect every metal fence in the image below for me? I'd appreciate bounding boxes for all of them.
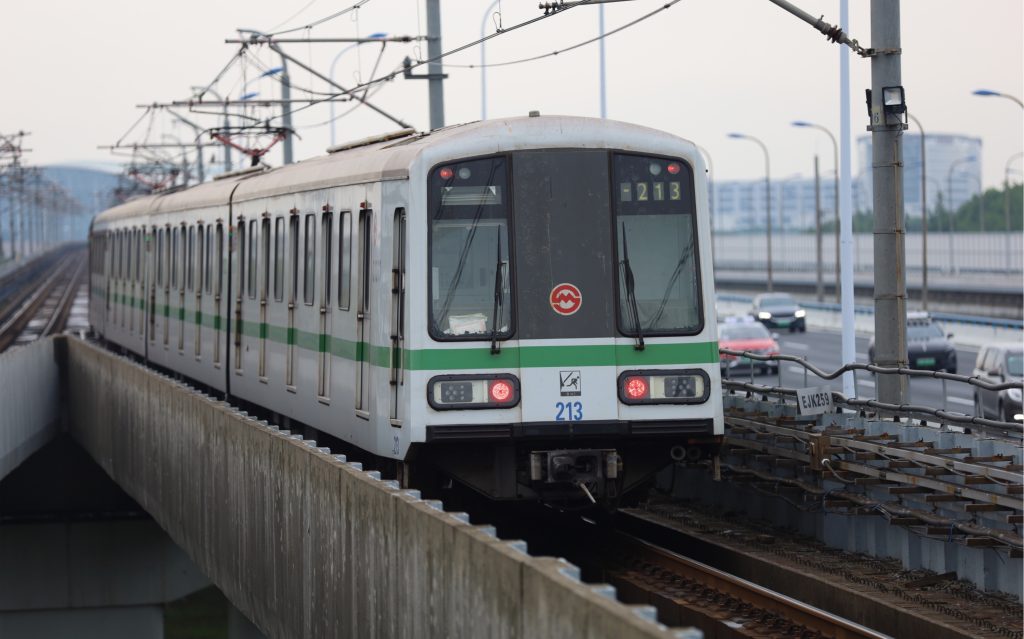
[713,231,1023,276]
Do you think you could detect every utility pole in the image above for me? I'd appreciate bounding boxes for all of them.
[869,0,908,404]
[426,0,445,130]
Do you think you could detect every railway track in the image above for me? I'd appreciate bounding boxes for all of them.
[595,521,888,638]
[0,246,87,352]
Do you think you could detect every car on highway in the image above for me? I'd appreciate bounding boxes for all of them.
[749,293,806,332]
[972,343,1023,422]
[718,318,780,376]
[868,312,957,373]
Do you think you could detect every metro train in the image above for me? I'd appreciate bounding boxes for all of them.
[89,114,723,505]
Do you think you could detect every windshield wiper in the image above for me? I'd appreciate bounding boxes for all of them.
[490,233,505,354]
[620,223,645,351]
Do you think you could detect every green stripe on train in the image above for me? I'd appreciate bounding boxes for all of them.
[103,292,719,370]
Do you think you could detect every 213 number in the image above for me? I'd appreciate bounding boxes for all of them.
[554,401,583,421]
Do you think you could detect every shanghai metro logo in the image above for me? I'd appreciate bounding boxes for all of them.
[549,283,582,316]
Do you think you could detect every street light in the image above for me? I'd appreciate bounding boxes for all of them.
[906,113,928,309]
[972,89,1024,109]
[727,132,772,291]
[329,33,388,146]
[946,155,977,274]
[791,120,839,302]
[480,0,500,120]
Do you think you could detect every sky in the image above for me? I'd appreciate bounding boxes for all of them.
[2,0,1021,189]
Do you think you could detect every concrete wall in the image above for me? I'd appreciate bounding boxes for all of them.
[0,337,60,482]
[64,337,693,639]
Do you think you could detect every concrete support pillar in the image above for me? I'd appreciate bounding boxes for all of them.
[0,520,209,638]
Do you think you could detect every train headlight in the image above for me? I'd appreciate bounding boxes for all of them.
[758,311,771,320]
[618,369,710,405]
[428,374,520,410]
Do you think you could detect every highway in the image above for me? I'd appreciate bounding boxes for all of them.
[726,327,981,415]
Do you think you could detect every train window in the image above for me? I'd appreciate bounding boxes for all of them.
[338,211,351,310]
[289,215,299,303]
[427,155,512,340]
[215,223,224,297]
[273,217,284,302]
[238,218,246,295]
[196,224,205,295]
[179,225,187,291]
[248,219,258,299]
[303,214,315,305]
[612,153,702,336]
[156,229,164,286]
[205,225,213,293]
[171,227,179,289]
[321,212,332,307]
[186,226,194,291]
[261,217,270,299]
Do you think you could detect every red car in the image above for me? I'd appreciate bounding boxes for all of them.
[718,320,780,375]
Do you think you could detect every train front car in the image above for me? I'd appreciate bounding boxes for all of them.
[409,116,722,505]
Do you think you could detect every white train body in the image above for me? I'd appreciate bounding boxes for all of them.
[90,115,723,502]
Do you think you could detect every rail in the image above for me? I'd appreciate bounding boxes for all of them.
[719,347,1024,438]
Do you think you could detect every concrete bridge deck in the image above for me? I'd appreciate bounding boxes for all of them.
[57,336,687,639]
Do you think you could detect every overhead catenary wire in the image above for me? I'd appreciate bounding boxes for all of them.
[229,0,600,135]
[447,0,682,69]
[263,0,374,37]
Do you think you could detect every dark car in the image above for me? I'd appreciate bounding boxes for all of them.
[973,343,1023,422]
[750,293,806,332]
[718,319,780,375]
[868,313,957,373]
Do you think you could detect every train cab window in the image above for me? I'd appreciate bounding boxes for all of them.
[338,211,351,310]
[261,218,270,299]
[248,219,258,299]
[427,156,512,340]
[612,153,703,336]
[274,217,284,302]
[321,212,333,307]
[303,214,315,305]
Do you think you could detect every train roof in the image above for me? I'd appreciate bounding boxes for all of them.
[93,115,699,228]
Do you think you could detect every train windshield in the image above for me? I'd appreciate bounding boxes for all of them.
[613,153,702,336]
[428,156,513,340]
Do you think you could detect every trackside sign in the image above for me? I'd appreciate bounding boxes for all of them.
[797,386,834,415]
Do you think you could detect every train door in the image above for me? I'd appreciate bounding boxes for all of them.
[318,209,333,399]
[355,208,372,415]
[259,216,270,379]
[389,209,406,423]
[234,217,245,372]
[286,212,299,387]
